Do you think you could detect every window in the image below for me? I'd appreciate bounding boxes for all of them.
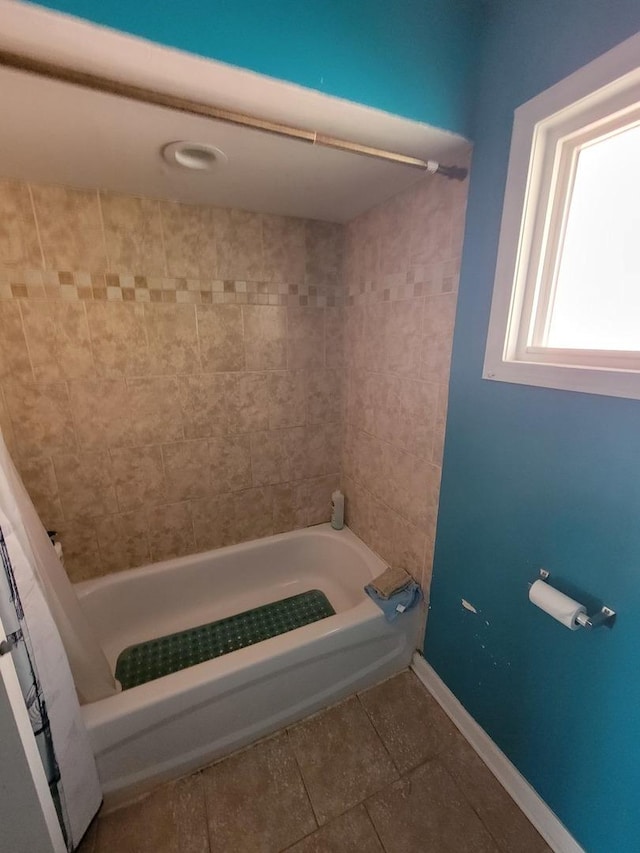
[483,31,640,399]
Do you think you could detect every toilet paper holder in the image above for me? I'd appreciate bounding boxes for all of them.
[534,570,616,629]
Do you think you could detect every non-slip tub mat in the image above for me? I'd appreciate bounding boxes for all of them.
[115,589,336,690]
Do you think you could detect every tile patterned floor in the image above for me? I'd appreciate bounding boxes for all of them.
[77,670,552,853]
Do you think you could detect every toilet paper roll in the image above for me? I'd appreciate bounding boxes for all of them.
[529,579,586,630]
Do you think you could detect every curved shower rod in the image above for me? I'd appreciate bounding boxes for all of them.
[0,48,468,181]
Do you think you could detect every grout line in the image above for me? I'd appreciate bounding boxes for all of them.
[284,728,321,832]
[14,298,37,383]
[195,770,214,853]
[355,690,403,777]
[26,183,46,271]
[95,189,109,272]
[157,199,169,278]
[361,797,392,853]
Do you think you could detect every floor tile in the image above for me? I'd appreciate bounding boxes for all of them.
[440,736,552,853]
[366,758,500,853]
[284,805,384,853]
[95,775,208,853]
[359,670,462,773]
[202,732,316,852]
[287,696,398,825]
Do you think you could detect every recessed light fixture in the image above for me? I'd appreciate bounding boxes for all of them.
[162,141,228,171]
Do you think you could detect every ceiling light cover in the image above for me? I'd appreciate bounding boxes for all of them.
[162,141,228,171]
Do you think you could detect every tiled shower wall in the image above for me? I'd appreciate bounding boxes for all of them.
[0,180,344,580]
[342,167,469,594]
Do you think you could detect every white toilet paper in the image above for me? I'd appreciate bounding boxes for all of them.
[529,579,586,630]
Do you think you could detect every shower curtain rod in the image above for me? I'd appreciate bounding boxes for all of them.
[0,49,468,181]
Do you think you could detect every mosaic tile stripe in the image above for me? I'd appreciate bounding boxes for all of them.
[115,588,336,690]
[0,270,343,306]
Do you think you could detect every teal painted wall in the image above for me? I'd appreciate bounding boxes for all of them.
[32,0,481,136]
[425,2,640,851]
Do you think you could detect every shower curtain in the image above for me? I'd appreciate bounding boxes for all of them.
[0,432,108,849]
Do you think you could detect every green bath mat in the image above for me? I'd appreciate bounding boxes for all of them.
[115,589,336,690]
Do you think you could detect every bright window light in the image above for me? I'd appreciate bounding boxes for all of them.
[483,30,640,400]
[546,123,640,351]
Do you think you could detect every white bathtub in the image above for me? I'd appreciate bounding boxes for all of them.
[76,524,420,800]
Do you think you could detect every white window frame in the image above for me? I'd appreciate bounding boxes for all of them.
[483,30,640,400]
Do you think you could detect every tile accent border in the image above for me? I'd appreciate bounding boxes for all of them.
[411,652,585,853]
[0,269,342,307]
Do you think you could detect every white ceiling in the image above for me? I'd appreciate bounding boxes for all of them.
[0,0,471,223]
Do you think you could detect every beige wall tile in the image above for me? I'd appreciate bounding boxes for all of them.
[191,493,234,551]
[52,451,117,520]
[209,434,251,493]
[366,495,396,565]
[225,373,269,433]
[232,487,273,543]
[0,181,41,268]
[0,388,18,460]
[325,307,345,368]
[31,185,106,272]
[386,299,423,376]
[431,384,449,466]
[272,482,307,534]
[127,377,183,444]
[269,371,306,428]
[94,510,150,573]
[148,502,196,562]
[161,201,216,278]
[421,333,453,385]
[86,302,148,377]
[342,476,371,542]
[162,440,210,501]
[391,514,427,582]
[287,307,324,369]
[305,221,343,287]
[142,303,200,375]
[4,380,76,458]
[100,193,165,275]
[55,519,101,581]
[21,301,94,381]
[286,424,340,480]
[68,378,132,450]
[17,456,64,527]
[305,474,339,526]
[423,293,457,338]
[197,304,245,372]
[242,305,287,370]
[375,377,437,459]
[111,445,166,510]
[179,374,227,439]
[262,214,306,283]
[215,208,263,280]
[306,369,343,424]
[249,431,290,486]
[385,444,440,529]
[0,302,32,382]
[361,303,387,372]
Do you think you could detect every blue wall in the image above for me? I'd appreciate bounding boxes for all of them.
[425,2,640,851]
[32,0,481,137]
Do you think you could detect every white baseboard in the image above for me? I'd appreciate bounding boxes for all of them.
[411,653,584,853]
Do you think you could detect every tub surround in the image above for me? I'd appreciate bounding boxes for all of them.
[342,163,469,594]
[0,180,344,580]
[0,168,468,599]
